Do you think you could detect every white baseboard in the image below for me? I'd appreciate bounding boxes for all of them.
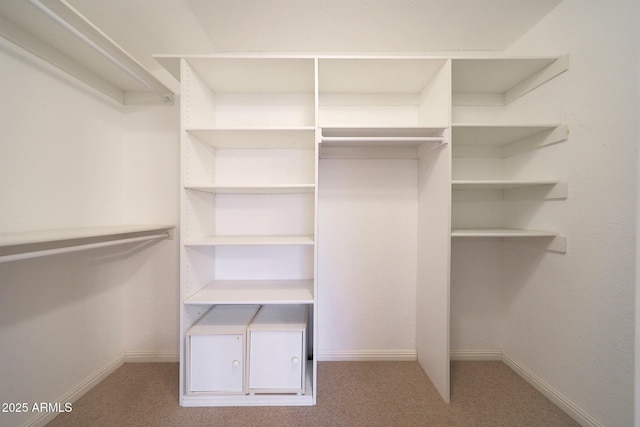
[450,349,503,361]
[452,349,603,427]
[22,349,601,427]
[24,352,126,427]
[23,351,177,427]
[124,351,179,363]
[501,351,604,427]
[317,349,417,361]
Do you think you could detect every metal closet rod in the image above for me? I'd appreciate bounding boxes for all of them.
[28,0,172,104]
[0,232,170,263]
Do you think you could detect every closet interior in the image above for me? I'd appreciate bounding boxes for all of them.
[154,54,568,406]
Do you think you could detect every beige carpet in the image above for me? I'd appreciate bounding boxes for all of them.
[46,361,579,426]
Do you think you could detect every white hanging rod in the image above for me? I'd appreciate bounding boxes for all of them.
[28,0,172,104]
[0,232,170,264]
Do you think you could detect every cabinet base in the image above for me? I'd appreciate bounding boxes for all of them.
[181,393,315,407]
[181,361,315,407]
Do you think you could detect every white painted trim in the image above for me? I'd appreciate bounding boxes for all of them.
[22,349,601,427]
[22,352,177,426]
[181,393,315,407]
[501,352,604,427]
[451,349,603,427]
[317,350,418,361]
[124,351,179,363]
[23,353,126,427]
[450,349,503,361]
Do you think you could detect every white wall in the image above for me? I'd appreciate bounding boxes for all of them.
[120,104,180,357]
[0,37,178,427]
[497,1,636,426]
[318,159,418,358]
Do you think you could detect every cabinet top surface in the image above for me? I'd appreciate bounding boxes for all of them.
[248,305,309,330]
[189,305,261,334]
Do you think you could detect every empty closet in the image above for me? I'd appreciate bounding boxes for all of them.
[155,54,567,406]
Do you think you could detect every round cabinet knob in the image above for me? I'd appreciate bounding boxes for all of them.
[291,357,299,365]
[232,360,240,368]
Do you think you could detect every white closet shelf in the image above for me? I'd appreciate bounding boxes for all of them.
[185,280,314,305]
[185,235,314,247]
[187,128,316,149]
[452,180,568,201]
[452,56,569,105]
[320,127,446,159]
[1,2,174,105]
[451,228,559,238]
[452,123,569,157]
[158,56,316,92]
[452,180,560,190]
[185,185,315,194]
[0,224,174,261]
[318,58,448,94]
[452,123,564,145]
[451,228,567,252]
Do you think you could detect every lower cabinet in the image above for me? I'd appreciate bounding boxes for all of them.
[247,304,308,395]
[187,305,260,394]
[187,304,308,396]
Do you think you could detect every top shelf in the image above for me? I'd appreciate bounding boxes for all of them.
[2,1,173,105]
[157,54,567,104]
[451,56,569,105]
[181,57,315,93]
[318,58,447,94]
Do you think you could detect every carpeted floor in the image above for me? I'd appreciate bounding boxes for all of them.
[46,361,579,426]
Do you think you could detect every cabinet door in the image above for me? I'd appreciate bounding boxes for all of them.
[248,331,303,391]
[189,334,244,393]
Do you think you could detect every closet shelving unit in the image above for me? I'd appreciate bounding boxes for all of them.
[166,55,318,406]
[156,53,569,407]
[450,57,569,252]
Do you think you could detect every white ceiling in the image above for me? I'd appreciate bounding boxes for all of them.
[0,0,563,92]
[65,0,562,67]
